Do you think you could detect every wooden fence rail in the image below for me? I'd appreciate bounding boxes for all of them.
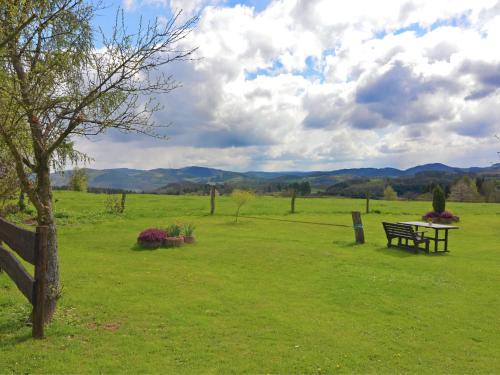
[0,217,48,338]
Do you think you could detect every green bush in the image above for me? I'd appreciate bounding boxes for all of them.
[432,185,446,213]
[104,194,123,214]
[182,223,195,237]
[166,224,181,237]
[69,168,88,192]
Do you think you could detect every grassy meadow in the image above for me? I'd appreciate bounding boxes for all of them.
[1,192,499,373]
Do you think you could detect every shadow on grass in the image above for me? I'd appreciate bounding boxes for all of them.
[374,246,419,258]
[131,244,185,252]
[131,243,160,252]
[0,308,33,346]
[332,240,362,248]
[375,246,449,257]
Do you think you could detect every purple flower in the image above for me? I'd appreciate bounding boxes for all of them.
[138,228,167,243]
[439,211,454,219]
[423,211,439,219]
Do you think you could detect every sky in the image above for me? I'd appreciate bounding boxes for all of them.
[78,0,500,171]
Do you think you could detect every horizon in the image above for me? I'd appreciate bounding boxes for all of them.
[63,161,500,174]
[75,0,500,172]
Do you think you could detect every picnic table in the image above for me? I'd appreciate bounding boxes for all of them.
[398,221,459,252]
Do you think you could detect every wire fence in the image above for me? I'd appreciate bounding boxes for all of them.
[236,215,351,228]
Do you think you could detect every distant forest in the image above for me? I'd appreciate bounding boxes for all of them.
[54,170,500,203]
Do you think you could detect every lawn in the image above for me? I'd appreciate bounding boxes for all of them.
[1,192,499,373]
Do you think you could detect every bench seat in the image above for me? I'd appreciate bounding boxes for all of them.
[382,222,430,254]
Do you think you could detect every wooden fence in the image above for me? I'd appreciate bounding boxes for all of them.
[0,217,48,338]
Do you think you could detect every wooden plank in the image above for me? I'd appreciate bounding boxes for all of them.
[352,211,365,244]
[0,217,36,264]
[33,226,48,339]
[0,245,34,304]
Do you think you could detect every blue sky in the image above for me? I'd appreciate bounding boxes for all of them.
[79,0,500,171]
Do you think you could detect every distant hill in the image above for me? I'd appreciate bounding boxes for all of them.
[52,163,500,192]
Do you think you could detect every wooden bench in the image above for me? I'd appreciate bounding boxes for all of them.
[382,222,430,254]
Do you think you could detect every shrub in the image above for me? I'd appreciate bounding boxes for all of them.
[138,229,167,244]
[182,223,195,237]
[432,185,446,213]
[69,168,88,192]
[422,211,459,223]
[166,224,181,237]
[104,194,123,214]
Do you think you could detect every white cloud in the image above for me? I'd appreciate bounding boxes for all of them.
[86,0,500,171]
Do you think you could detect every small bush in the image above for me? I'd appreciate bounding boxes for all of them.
[182,223,195,237]
[166,224,181,237]
[138,229,167,244]
[105,194,123,214]
[422,211,459,223]
[69,168,88,192]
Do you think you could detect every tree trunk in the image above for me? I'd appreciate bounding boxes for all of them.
[36,165,60,323]
[291,190,296,213]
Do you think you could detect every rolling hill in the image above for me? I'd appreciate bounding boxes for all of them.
[51,163,500,192]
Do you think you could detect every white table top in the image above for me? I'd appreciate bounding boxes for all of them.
[398,221,459,229]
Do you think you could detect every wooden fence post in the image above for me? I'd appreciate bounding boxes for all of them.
[32,226,48,339]
[352,211,365,244]
[291,189,297,213]
[210,186,216,215]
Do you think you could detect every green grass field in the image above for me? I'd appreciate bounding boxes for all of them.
[1,192,499,373]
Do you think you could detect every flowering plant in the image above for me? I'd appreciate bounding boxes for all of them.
[422,211,459,223]
[138,229,167,243]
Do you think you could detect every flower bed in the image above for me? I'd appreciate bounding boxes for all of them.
[422,211,460,224]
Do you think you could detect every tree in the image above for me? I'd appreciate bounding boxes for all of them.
[0,1,38,49]
[449,177,482,202]
[231,189,255,222]
[432,185,446,213]
[68,168,88,192]
[479,179,500,203]
[383,185,398,200]
[0,1,197,322]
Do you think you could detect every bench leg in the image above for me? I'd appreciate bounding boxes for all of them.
[387,238,392,248]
